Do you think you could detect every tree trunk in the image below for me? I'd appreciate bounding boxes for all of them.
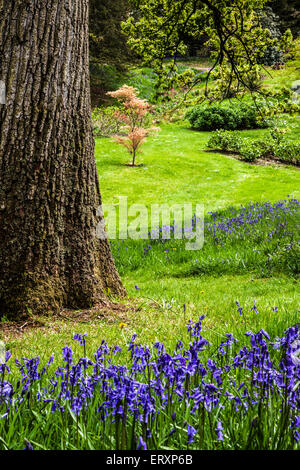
[0,0,126,318]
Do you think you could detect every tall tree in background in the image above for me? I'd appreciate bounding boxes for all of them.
[89,0,135,106]
[271,0,300,37]
[0,0,126,319]
[90,0,132,66]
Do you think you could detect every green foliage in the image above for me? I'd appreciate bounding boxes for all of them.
[91,107,122,137]
[185,85,299,133]
[271,0,300,38]
[207,129,265,161]
[122,0,287,99]
[90,63,127,107]
[127,67,159,103]
[257,6,283,66]
[253,89,300,122]
[207,127,300,164]
[89,0,132,66]
[258,26,296,67]
[238,140,267,162]
[205,129,244,152]
[185,102,269,131]
[89,0,136,106]
[273,140,300,165]
[268,242,300,277]
[260,45,283,67]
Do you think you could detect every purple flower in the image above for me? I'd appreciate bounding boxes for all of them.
[137,436,147,450]
[47,354,54,367]
[187,424,197,443]
[236,301,243,316]
[251,301,259,315]
[215,421,224,441]
[5,351,12,362]
[24,440,34,450]
[73,333,87,346]
[62,346,73,365]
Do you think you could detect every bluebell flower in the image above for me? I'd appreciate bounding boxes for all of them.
[137,436,147,450]
[187,424,197,443]
[24,440,34,450]
[215,421,224,441]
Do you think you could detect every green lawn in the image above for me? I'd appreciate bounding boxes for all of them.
[96,122,300,214]
[262,58,300,91]
[2,118,299,360]
[0,98,299,454]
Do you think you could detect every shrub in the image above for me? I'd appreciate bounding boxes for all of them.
[207,130,266,161]
[107,85,159,166]
[186,102,269,131]
[207,128,300,165]
[273,141,300,165]
[91,106,122,137]
[239,141,265,162]
[207,130,243,152]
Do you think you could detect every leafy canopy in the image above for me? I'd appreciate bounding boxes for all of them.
[122,0,293,99]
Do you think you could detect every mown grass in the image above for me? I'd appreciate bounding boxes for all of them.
[95,121,300,213]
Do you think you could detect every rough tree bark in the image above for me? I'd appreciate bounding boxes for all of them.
[0,0,126,318]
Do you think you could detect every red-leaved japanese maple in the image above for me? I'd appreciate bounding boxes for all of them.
[107,85,159,166]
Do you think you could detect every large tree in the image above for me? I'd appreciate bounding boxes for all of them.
[0,0,126,319]
[89,0,132,66]
[89,0,134,106]
[272,0,300,37]
[122,0,288,98]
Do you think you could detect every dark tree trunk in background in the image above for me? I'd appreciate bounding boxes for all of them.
[0,0,126,318]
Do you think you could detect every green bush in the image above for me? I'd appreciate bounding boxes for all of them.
[207,130,266,161]
[186,102,269,131]
[127,67,158,103]
[207,128,300,165]
[273,141,300,165]
[239,141,265,162]
[91,106,121,137]
[206,130,243,152]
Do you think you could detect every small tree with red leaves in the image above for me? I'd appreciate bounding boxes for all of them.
[107,85,159,166]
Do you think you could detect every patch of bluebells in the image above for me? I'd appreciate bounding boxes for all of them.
[110,198,299,276]
[147,198,300,247]
[206,198,299,245]
[0,306,299,450]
